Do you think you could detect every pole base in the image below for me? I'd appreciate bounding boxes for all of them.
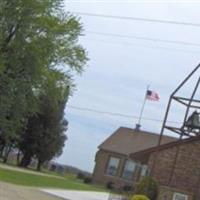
[135,124,141,130]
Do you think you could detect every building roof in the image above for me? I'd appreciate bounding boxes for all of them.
[99,127,177,155]
[130,135,200,161]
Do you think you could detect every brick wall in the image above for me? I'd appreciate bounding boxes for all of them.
[157,185,193,200]
[92,150,137,188]
[148,140,200,199]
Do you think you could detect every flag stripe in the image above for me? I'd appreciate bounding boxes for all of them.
[146,90,159,101]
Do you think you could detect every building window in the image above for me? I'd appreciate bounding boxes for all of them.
[140,165,150,178]
[173,193,188,200]
[122,160,136,180]
[106,157,120,176]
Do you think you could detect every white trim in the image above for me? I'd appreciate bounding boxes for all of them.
[173,192,188,200]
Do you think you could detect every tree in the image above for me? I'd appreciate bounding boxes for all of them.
[0,0,88,160]
[20,70,69,170]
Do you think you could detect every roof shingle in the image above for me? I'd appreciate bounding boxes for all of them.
[99,127,176,155]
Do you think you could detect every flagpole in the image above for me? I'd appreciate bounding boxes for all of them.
[136,85,150,130]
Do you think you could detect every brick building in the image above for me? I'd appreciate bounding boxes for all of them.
[130,135,200,200]
[92,127,175,189]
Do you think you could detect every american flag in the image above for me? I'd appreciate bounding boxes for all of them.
[146,90,159,101]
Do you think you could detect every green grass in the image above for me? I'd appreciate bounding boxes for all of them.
[0,167,106,192]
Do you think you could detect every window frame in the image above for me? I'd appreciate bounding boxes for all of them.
[173,192,188,200]
[121,160,137,180]
[140,164,150,178]
[105,156,120,177]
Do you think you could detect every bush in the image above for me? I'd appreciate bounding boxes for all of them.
[135,177,158,200]
[123,185,133,192]
[131,195,150,200]
[83,177,92,184]
[106,181,114,189]
[76,172,85,180]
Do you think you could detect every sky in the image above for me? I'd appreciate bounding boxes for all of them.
[57,0,200,172]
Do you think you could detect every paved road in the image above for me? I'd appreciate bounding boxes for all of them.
[0,182,63,200]
[42,189,109,200]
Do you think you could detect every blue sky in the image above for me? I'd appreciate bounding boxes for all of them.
[57,1,200,172]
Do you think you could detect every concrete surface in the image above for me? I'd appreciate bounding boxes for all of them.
[41,189,109,200]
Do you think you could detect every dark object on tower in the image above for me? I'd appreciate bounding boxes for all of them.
[184,111,200,131]
[159,64,200,145]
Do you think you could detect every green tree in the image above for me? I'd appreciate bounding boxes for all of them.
[20,70,70,169]
[0,0,87,160]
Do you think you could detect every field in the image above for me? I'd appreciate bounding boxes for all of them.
[0,164,106,192]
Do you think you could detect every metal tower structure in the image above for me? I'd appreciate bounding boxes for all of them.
[150,64,200,187]
[159,63,200,145]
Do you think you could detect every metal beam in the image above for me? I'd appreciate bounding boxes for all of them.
[173,97,188,106]
[182,77,200,130]
[172,63,200,96]
[174,96,200,104]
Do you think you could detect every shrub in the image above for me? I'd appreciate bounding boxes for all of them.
[135,177,158,200]
[106,181,114,189]
[131,195,150,200]
[83,177,92,184]
[123,185,133,192]
[76,172,85,180]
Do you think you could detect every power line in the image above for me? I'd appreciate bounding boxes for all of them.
[86,31,200,47]
[72,11,200,28]
[82,38,200,54]
[68,105,181,124]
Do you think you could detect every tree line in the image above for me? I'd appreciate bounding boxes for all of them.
[0,0,87,171]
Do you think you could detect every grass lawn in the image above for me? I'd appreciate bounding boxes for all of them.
[0,167,107,192]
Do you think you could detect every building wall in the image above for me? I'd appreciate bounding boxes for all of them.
[157,186,194,200]
[92,150,139,188]
[148,140,200,199]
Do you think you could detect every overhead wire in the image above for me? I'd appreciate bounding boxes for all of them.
[68,105,182,124]
[72,11,200,28]
[86,31,200,47]
[82,37,200,54]
[71,12,200,53]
